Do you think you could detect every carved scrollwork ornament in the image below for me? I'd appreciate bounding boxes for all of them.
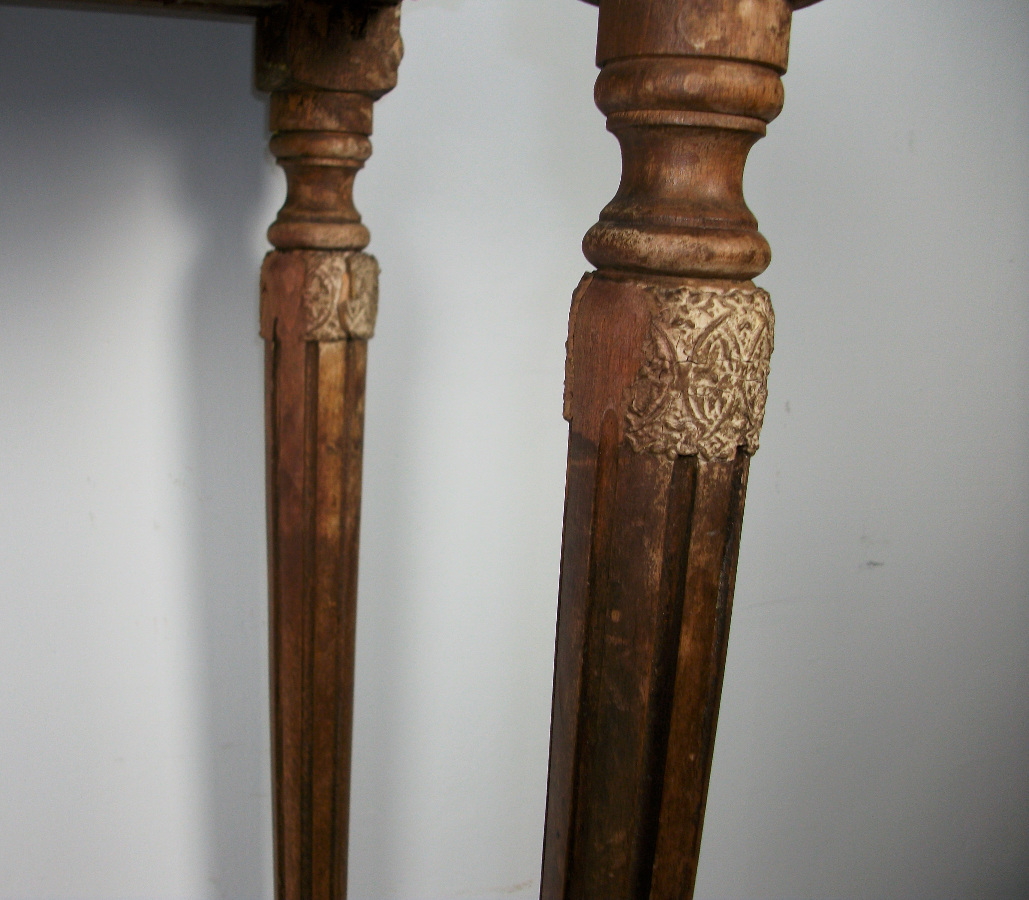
[625,284,773,461]
[260,249,379,343]
[301,250,379,341]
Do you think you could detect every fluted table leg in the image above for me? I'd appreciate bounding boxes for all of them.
[254,4,402,898]
[542,1,802,897]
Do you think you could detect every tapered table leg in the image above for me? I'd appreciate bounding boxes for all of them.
[542,1,804,897]
[254,4,402,898]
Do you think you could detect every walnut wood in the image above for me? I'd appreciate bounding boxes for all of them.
[257,5,400,899]
[542,2,801,897]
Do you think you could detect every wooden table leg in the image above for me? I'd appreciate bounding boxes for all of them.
[254,4,402,898]
[541,1,799,897]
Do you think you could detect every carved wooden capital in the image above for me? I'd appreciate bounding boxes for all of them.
[260,250,379,342]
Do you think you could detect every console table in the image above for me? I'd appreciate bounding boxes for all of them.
[2,1,821,897]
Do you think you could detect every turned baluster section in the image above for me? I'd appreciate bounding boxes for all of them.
[255,4,401,899]
[542,2,798,898]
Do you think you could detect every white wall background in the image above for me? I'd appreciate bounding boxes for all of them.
[0,1,1026,898]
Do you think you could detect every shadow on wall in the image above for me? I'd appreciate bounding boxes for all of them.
[0,8,273,898]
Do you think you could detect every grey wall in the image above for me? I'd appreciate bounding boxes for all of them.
[0,1,1026,898]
